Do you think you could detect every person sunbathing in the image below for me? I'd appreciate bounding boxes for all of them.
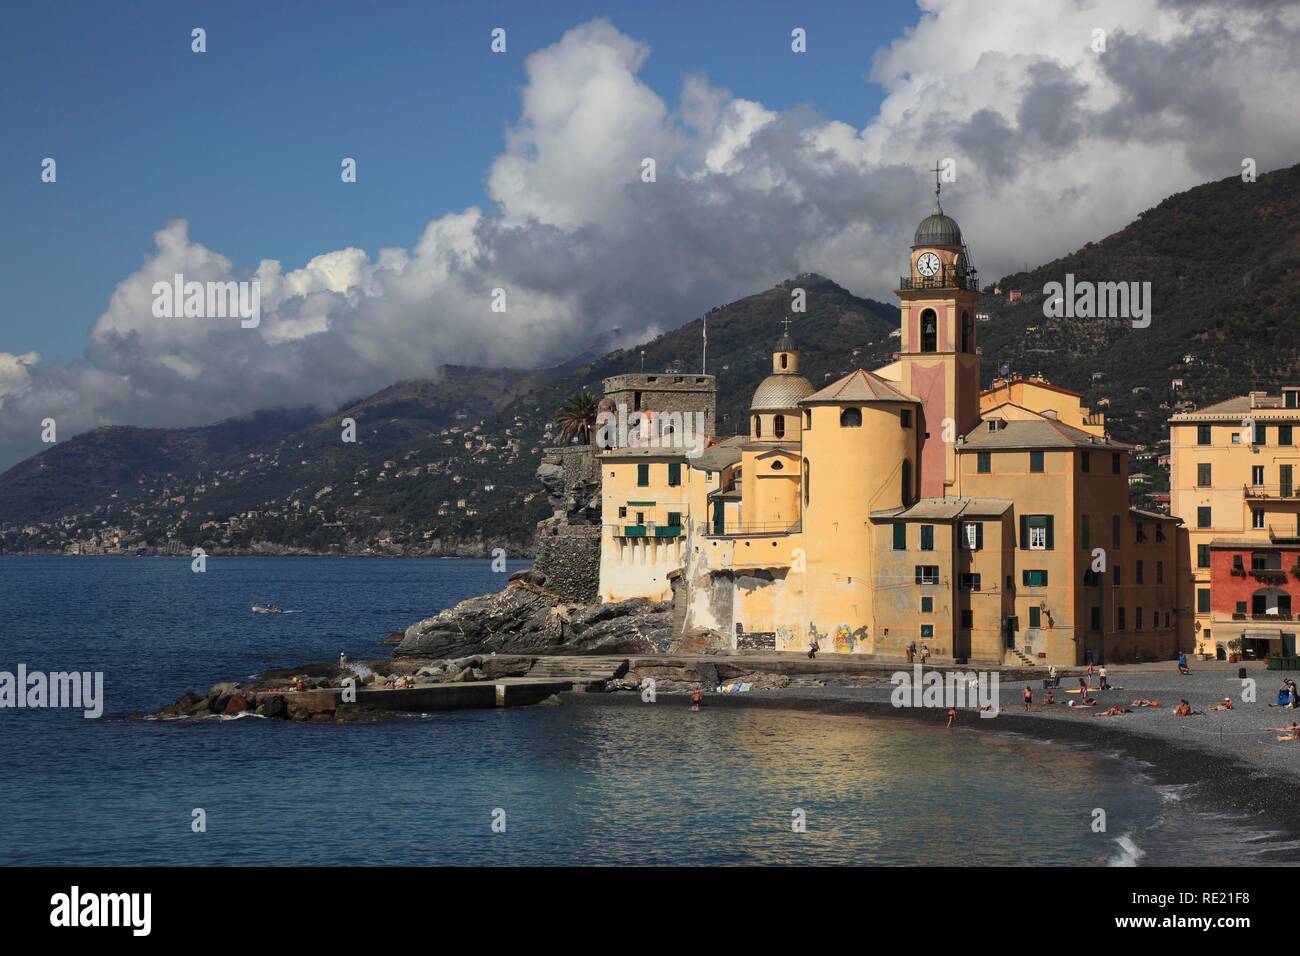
[1131,699,1162,708]
[1093,705,1131,717]
[1067,697,1097,708]
[1174,700,1193,717]
[1208,698,1234,711]
[1270,722,1300,741]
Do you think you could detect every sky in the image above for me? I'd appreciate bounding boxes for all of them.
[0,0,1298,469]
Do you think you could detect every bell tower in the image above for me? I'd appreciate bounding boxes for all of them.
[896,164,983,498]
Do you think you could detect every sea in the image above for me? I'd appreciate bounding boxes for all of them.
[0,555,1286,866]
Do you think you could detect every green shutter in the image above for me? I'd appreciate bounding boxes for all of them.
[1045,515,1054,550]
[637,463,649,486]
[893,522,906,550]
[668,462,681,486]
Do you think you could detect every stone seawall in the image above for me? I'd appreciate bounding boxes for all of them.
[534,523,601,602]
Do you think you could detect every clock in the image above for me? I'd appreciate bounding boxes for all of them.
[916,252,941,277]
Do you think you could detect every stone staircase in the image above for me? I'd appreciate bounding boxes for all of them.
[525,657,629,682]
[1005,647,1037,668]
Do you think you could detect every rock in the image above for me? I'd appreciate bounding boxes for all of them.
[208,681,242,698]
[538,693,564,706]
[157,690,208,718]
[380,630,405,644]
[255,695,288,719]
[223,695,252,716]
[285,691,338,721]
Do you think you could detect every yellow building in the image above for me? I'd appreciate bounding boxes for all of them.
[1170,388,1300,660]
[596,182,1185,665]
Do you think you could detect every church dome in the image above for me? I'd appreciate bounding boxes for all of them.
[913,212,963,248]
[751,372,815,412]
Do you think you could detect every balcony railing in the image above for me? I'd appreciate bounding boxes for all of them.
[619,524,682,538]
[897,268,982,293]
[1245,484,1300,499]
[696,520,801,537]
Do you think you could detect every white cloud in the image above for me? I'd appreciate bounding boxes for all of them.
[2,2,1298,469]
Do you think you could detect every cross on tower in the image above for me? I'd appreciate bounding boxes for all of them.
[929,160,944,214]
[781,316,793,334]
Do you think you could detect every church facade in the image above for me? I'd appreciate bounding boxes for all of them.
[596,192,1185,666]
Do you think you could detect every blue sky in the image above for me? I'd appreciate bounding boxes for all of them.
[1,0,918,363]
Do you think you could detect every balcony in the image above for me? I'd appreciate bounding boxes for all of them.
[1244,484,1300,500]
[897,268,981,293]
[696,520,801,538]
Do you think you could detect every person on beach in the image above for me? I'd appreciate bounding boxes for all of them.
[906,641,915,663]
[1178,652,1190,675]
[1044,690,1055,705]
[1048,664,1058,688]
[807,637,819,660]
[1093,705,1131,717]
[947,707,956,729]
[1269,722,1300,741]
[1098,665,1109,690]
[1067,697,1096,708]
[1079,676,1089,696]
[1023,686,1032,711]
[1175,699,1193,716]
[690,687,703,710]
[1132,699,1161,707]
[1209,697,1234,711]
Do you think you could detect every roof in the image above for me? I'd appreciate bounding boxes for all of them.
[598,446,689,459]
[751,373,816,411]
[981,378,1084,400]
[913,211,963,248]
[775,332,797,352]
[738,441,799,454]
[1208,537,1281,549]
[690,438,744,472]
[1130,507,1181,523]
[801,368,919,405]
[871,497,1013,521]
[959,418,1130,451]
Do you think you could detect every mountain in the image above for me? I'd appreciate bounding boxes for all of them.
[977,163,1300,446]
[3,163,1298,554]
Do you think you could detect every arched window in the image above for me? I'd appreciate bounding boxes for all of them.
[840,407,862,428]
[780,353,789,369]
[901,460,913,506]
[803,459,810,505]
[961,311,974,353]
[774,414,785,438]
[754,415,762,438]
[920,309,937,352]
[771,459,784,471]
[804,409,812,428]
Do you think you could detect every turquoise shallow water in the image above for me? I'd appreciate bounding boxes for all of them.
[0,556,1248,865]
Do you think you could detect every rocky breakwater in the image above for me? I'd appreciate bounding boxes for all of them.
[394,569,674,660]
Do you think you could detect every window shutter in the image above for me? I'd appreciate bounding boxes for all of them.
[976,522,984,549]
[1019,515,1028,548]
[1045,515,1054,550]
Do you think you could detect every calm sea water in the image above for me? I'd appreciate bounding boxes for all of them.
[0,556,1266,865]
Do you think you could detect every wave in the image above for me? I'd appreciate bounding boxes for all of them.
[1107,833,1146,867]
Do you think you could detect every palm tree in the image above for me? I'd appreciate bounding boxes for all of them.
[555,389,599,445]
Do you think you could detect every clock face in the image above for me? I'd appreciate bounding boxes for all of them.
[917,252,941,277]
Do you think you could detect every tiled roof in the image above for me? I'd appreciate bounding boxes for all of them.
[959,418,1129,451]
[801,368,919,404]
[751,373,816,411]
[870,497,1013,520]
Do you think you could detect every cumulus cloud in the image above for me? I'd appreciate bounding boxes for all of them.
[2,2,1298,469]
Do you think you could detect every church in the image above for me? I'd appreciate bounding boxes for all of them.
[595,181,1185,666]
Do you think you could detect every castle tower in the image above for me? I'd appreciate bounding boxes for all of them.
[895,166,983,498]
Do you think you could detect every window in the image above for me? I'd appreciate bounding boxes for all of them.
[962,522,983,550]
[636,512,645,525]
[1235,601,1247,616]
[668,462,681,486]
[1197,544,1210,568]
[1233,554,1244,571]
[900,410,912,428]
[1198,463,1212,487]
[1117,608,1126,631]
[1281,425,1294,446]
[1252,465,1264,487]
[1029,606,1041,628]
[1084,569,1100,586]
[977,451,991,474]
[780,353,788,369]
[773,415,785,439]
[634,391,642,411]
[1112,452,1121,475]
[921,595,933,613]
[960,573,982,591]
[915,565,939,585]
[920,309,937,352]
[618,506,627,518]
[920,624,934,638]
[902,460,913,506]
[1156,561,1164,583]
[1136,560,1144,584]
[1112,514,1121,549]
[1197,506,1211,529]
[1289,391,1299,409]
[637,463,649,487]
[803,459,810,505]
[1253,510,1265,530]
[754,416,762,438]
[1021,514,1053,550]
[920,525,934,551]
[770,460,784,471]
[1030,450,1044,473]
[893,522,907,551]
[1113,565,1121,586]
[840,407,862,428]
[1081,451,1090,473]
[1091,606,1102,630]
[1197,588,1211,613]
[961,609,973,628]
[1082,515,1091,549]
[804,409,812,429]
[1197,424,1211,445]
[1255,424,1268,446]
[666,512,681,528]
[1023,569,1048,587]
[1136,607,1144,630]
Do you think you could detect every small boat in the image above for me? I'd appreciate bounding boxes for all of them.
[251,603,283,614]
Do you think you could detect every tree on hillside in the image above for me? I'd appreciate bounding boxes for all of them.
[555,389,599,445]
